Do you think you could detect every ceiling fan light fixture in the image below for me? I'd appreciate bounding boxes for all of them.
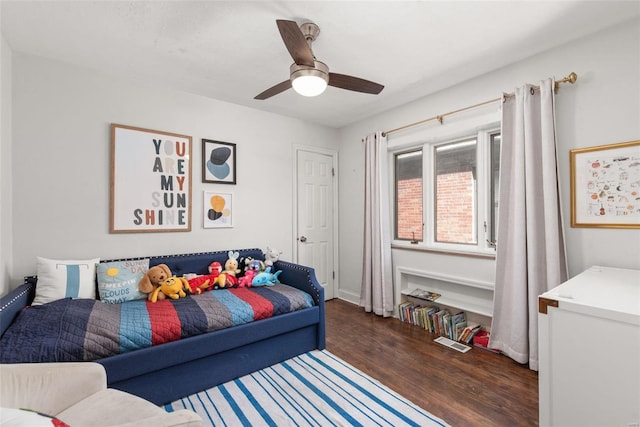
[292,75,327,97]
[255,20,384,100]
[290,61,329,97]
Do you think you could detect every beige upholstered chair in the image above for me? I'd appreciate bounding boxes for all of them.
[0,362,202,427]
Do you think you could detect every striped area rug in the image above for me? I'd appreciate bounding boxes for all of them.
[166,350,449,426]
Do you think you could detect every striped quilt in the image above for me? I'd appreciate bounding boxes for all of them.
[0,284,314,363]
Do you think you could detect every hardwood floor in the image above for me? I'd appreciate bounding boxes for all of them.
[325,299,539,427]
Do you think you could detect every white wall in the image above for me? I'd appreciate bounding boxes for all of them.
[0,34,12,297]
[7,53,338,288]
[338,19,640,304]
[4,18,640,302]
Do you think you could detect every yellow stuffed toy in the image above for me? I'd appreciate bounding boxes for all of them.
[150,276,190,303]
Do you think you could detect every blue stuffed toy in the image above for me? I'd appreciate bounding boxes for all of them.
[252,267,282,286]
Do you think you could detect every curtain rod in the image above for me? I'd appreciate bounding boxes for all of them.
[379,72,578,138]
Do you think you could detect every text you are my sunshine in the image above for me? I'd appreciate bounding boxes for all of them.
[132,138,188,227]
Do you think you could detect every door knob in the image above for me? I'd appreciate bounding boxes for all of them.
[299,236,307,242]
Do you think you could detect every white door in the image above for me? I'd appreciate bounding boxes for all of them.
[296,148,336,300]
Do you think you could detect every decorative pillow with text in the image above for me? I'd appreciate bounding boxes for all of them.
[97,259,149,304]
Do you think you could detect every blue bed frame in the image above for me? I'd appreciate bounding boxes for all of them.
[0,249,326,405]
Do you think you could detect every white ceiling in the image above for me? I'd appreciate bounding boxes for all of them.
[1,1,638,128]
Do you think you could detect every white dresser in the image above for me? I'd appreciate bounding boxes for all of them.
[538,266,640,427]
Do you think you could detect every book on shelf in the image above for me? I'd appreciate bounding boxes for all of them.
[443,312,452,337]
[458,323,482,344]
[398,301,413,323]
[406,288,441,302]
[454,320,467,341]
[432,309,448,337]
[449,312,466,340]
[425,306,439,333]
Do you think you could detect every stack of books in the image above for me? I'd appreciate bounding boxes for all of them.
[457,323,482,344]
[398,300,481,343]
[406,289,441,302]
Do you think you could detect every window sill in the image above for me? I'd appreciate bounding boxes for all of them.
[391,242,496,260]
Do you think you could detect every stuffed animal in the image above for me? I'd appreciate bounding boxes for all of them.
[184,261,227,293]
[237,269,257,287]
[239,256,253,273]
[265,247,282,268]
[252,267,282,287]
[209,261,222,275]
[248,259,265,272]
[150,276,190,303]
[221,251,240,287]
[139,264,172,301]
[206,261,228,290]
[223,251,241,276]
[204,261,230,291]
[184,276,208,294]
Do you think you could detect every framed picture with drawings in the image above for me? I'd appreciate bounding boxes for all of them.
[570,140,640,228]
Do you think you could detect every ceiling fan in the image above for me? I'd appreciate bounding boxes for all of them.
[254,19,384,100]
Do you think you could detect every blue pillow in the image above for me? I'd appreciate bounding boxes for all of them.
[97,259,149,304]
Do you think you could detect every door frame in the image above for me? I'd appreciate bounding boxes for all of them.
[292,144,339,299]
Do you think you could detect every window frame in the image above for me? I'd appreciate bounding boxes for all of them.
[394,148,424,242]
[391,125,500,256]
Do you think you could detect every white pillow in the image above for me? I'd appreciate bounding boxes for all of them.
[33,257,100,305]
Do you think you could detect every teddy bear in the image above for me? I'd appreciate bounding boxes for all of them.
[150,276,190,303]
[138,264,172,301]
[265,247,282,268]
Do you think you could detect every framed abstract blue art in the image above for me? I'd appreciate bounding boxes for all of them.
[202,139,236,184]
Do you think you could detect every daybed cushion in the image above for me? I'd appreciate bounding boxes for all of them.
[0,284,314,363]
[97,259,149,304]
[32,257,100,306]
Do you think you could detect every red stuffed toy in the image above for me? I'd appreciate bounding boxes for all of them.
[186,261,228,293]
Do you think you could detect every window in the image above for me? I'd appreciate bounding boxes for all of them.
[489,134,501,246]
[395,150,423,242]
[393,129,500,254]
[435,139,477,245]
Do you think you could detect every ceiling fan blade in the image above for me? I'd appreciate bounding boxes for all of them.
[254,80,292,100]
[328,73,384,95]
[276,20,315,67]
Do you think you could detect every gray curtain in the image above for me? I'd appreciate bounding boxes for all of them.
[360,132,394,317]
[490,79,568,370]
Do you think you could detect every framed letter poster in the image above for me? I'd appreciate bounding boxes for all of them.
[110,124,192,233]
[570,140,640,228]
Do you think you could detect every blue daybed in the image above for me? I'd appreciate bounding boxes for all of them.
[0,249,325,405]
